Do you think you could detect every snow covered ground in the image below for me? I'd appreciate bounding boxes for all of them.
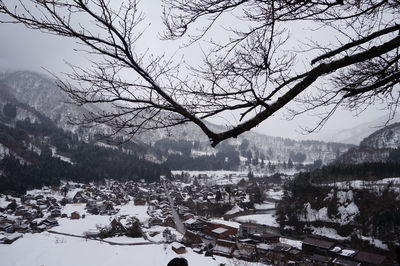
[104,236,148,243]
[306,226,349,241]
[225,204,243,215]
[254,202,276,210]
[0,232,267,266]
[264,189,283,201]
[171,170,268,185]
[56,215,111,236]
[117,204,150,224]
[233,213,278,227]
[318,177,400,194]
[279,237,302,250]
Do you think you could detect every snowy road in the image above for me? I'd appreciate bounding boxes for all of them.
[163,181,186,235]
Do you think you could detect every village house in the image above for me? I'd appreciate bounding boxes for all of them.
[163,215,176,227]
[203,221,238,239]
[332,257,361,266]
[0,232,23,244]
[234,242,257,261]
[213,239,236,258]
[238,223,262,237]
[171,242,186,254]
[70,211,80,220]
[182,230,203,247]
[134,198,146,206]
[251,232,280,244]
[266,243,294,265]
[310,254,332,265]
[302,237,336,256]
[149,216,163,226]
[353,251,387,266]
[72,191,88,203]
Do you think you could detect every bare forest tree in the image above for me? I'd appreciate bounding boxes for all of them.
[0,0,399,146]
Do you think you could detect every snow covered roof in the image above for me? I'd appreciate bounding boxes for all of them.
[256,243,273,251]
[209,219,240,229]
[171,242,185,250]
[211,227,228,234]
[213,244,233,255]
[339,248,358,257]
[184,218,197,225]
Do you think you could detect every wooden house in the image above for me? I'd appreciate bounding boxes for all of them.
[302,237,335,256]
[1,232,22,244]
[70,211,80,220]
[251,232,280,244]
[203,221,238,239]
[268,243,293,265]
[354,251,387,265]
[164,215,176,227]
[134,198,146,206]
[72,191,88,203]
[110,217,126,233]
[332,257,361,266]
[234,242,257,261]
[171,242,186,254]
[309,254,332,266]
[239,223,272,238]
[184,218,205,231]
[149,216,163,226]
[182,230,203,246]
[213,239,236,258]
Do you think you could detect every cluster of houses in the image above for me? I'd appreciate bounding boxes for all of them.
[0,180,152,243]
[0,178,394,265]
[177,217,389,265]
[0,193,62,244]
[161,179,391,265]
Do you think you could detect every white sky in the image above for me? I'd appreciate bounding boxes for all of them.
[0,0,393,141]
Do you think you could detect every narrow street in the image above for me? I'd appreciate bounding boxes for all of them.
[163,180,186,235]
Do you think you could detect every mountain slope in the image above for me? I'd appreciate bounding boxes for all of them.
[0,70,353,166]
[317,114,400,145]
[337,123,400,164]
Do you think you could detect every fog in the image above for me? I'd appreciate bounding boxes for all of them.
[0,0,393,142]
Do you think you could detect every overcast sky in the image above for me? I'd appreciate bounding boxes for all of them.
[0,1,395,142]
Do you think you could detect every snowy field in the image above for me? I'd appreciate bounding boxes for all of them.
[318,177,400,193]
[233,213,278,227]
[264,189,283,201]
[0,232,267,266]
[254,202,276,210]
[171,170,268,185]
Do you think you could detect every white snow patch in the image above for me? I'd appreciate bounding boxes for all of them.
[233,214,278,227]
[307,226,349,241]
[0,232,265,266]
[279,237,302,249]
[209,219,241,229]
[225,205,243,215]
[254,202,276,210]
[361,235,389,250]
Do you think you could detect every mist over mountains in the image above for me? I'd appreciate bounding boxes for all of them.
[0,70,354,166]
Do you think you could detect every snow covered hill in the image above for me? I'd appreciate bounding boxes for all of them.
[0,70,353,165]
[337,123,400,164]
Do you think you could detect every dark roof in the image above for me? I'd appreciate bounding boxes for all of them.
[216,239,236,247]
[273,243,292,252]
[332,257,361,266]
[303,237,335,249]
[354,251,386,265]
[258,232,279,238]
[310,254,332,263]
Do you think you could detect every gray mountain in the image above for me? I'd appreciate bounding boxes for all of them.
[317,114,400,145]
[0,70,353,165]
[337,122,400,164]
